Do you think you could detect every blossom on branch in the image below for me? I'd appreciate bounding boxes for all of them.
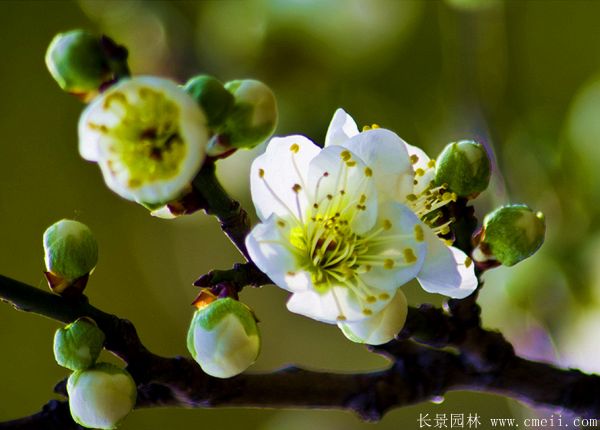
[246,109,477,344]
[78,76,209,205]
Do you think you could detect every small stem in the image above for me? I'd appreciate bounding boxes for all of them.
[194,262,272,291]
[192,162,251,259]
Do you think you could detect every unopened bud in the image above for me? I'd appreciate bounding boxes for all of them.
[54,317,105,371]
[43,219,98,294]
[187,297,260,378]
[184,75,234,128]
[338,290,408,345]
[217,79,278,152]
[478,204,546,266]
[45,30,117,102]
[434,140,491,197]
[67,363,137,429]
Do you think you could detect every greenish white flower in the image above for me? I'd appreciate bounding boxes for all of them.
[187,297,260,378]
[67,363,137,429]
[476,204,546,266]
[434,140,491,197]
[246,109,477,341]
[78,76,209,205]
[43,219,98,293]
[54,317,105,371]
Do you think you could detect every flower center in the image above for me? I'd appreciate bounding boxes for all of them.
[291,211,366,292]
[88,87,187,188]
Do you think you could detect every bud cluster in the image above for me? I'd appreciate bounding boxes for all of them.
[46,30,278,217]
[53,317,136,429]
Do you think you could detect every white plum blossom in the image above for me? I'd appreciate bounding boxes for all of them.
[246,109,477,343]
[326,109,478,299]
[78,76,209,205]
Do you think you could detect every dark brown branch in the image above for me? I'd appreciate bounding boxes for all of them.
[193,262,272,292]
[3,273,600,429]
[0,401,84,430]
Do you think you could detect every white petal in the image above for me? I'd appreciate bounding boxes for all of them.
[324,108,359,147]
[286,286,366,323]
[150,205,177,219]
[250,135,321,222]
[338,289,408,345]
[341,129,414,202]
[307,145,377,234]
[245,214,300,292]
[405,142,436,195]
[417,226,477,299]
[358,201,427,291]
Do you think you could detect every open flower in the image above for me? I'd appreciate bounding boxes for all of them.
[325,109,478,299]
[78,76,209,205]
[246,109,476,342]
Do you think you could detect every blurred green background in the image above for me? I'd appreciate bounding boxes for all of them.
[2,0,600,428]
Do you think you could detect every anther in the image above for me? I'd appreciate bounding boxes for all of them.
[414,224,424,242]
[403,248,417,263]
[290,143,300,153]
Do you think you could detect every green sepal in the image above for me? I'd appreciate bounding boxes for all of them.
[54,317,105,371]
[482,204,546,266]
[434,140,491,197]
[184,75,234,128]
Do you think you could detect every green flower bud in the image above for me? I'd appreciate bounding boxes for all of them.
[480,204,546,266]
[43,219,98,294]
[67,363,137,430]
[45,30,113,102]
[434,140,491,197]
[220,79,278,150]
[54,317,105,371]
[187,297,260,378]
[184,75,234,128]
